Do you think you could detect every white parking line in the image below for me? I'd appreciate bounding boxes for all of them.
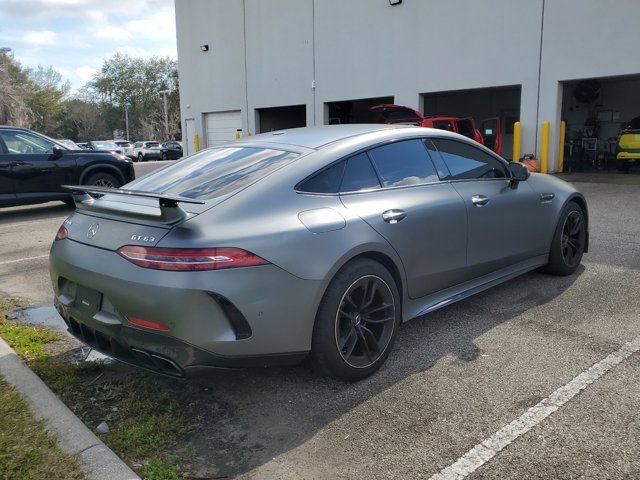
[0,254,49,266]
[429,335,640,480]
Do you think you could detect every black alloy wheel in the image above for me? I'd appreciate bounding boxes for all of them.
[335,275,395,369]
[561,210,585,268]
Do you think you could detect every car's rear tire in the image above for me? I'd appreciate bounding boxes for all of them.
[310,258,401,381]
[542,201,586,276]
[84,172,121,189]
[138,153,144,162]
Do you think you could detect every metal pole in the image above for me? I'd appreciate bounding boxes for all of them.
[124,104,130,141]
[162,92,169,140]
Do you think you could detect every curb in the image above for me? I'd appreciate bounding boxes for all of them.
[0,336,140,480]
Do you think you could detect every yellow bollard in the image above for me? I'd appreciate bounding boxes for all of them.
[540,120,550,173]
[234,129,242,140]
[512,121,521,162]
[194,133,200,153]
[558,120,566,173]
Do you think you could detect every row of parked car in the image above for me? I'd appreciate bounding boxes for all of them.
[68,139,183,161]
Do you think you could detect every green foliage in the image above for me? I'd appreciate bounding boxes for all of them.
[1,52,180,142]
[0,317,62,361]
[89,53,180,141]
[141,458,184,480]
[0,377,87,480]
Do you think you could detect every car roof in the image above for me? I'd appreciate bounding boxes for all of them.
[246,124,411,149]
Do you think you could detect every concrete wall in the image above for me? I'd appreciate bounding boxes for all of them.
[175,0,640,171]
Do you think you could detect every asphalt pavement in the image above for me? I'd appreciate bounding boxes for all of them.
[0,173,639,479]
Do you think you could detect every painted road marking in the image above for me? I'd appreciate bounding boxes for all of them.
[430,335,640,480]
[0,254,49,266]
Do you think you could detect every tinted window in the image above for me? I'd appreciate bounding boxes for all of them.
[432,139,507,180]
[299,161,345,194]
[340,153,381,192]
[368,139,439,187]
[423,139,450,180]
[456,119,475,139]
[127,146,299,200]
[432,120,454,131]
[0,130,54,154]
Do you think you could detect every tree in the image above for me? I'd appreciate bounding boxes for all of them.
[27,65,71,136]
[0,53,33,128]
[89,53,180,141]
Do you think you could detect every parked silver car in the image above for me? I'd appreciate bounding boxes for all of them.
[131,141,162,162]
[50,125,588,380]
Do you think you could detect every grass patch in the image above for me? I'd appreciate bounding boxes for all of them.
[0,297,195,479]
[0,317,62,361]
[0,377,87,480]
[141,458,183,480]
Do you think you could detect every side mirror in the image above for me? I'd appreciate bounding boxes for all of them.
[52,145,64,159]
[508,162,530,188]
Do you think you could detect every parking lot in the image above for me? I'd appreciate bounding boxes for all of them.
[1,175,639,479]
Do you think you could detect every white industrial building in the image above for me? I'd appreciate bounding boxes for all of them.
[175,0,640,171]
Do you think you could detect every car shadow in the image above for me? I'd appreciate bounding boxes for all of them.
[33,266,583,479]
[0,202,73,224]
[169,267,583,478]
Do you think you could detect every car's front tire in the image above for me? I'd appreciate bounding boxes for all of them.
[84,172,121,189]
[138,153,144,162]
[542,201,587,276]
[310,258,401,381]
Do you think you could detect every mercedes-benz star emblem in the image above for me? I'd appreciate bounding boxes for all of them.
[87,223,100,238]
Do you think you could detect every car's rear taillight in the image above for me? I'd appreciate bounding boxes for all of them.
[116,246,269,271]
[54,225,68,241]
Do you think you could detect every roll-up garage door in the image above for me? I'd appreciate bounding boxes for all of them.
[204,110,242,146]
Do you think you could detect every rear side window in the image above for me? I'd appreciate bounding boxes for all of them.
[367,139,439,187]
[456,119,474,139]
[128,146,299,200]
[299,161,346,194]
[432,139,507,180]
[340,153,381,192]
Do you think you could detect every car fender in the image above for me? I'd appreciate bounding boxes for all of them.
[79,163,126,185]
[526,173,589,252]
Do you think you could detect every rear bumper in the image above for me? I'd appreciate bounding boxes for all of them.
[50,239,323,376]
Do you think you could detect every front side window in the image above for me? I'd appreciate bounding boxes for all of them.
[367,139,439,187]
[127,146,299,200]
[432,139,507,180]
[0,131,54,155]
[340,153,381,192]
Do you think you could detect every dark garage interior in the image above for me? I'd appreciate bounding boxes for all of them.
[421,86,521,160]
[256,105,307,133]
[326,96,394,125]
[561,74,640,173]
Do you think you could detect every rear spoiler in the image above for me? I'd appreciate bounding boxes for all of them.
[62,185,205,225]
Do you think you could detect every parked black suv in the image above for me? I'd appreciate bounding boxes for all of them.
[0,126,135,208]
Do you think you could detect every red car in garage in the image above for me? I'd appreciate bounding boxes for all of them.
[371,104,502,156]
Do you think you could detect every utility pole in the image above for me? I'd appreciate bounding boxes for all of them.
[124,103,131,141]
[159,90,170,140]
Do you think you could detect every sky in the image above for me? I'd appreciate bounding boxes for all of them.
[0,0,177,90]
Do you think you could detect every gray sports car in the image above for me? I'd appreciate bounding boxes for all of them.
[50,125,588,381]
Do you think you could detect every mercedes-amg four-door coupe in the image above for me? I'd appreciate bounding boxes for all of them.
[50,125,588,381]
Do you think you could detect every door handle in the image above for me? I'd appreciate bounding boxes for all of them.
[382,209,407,224]
[471,194,490,207]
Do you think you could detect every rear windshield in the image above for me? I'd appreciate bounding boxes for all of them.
[127,146,299,200]
[146,142,160,147]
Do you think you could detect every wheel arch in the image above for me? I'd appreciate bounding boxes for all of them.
[565,193,589,253]
[79,164,125,185]
[316,247,407,321]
